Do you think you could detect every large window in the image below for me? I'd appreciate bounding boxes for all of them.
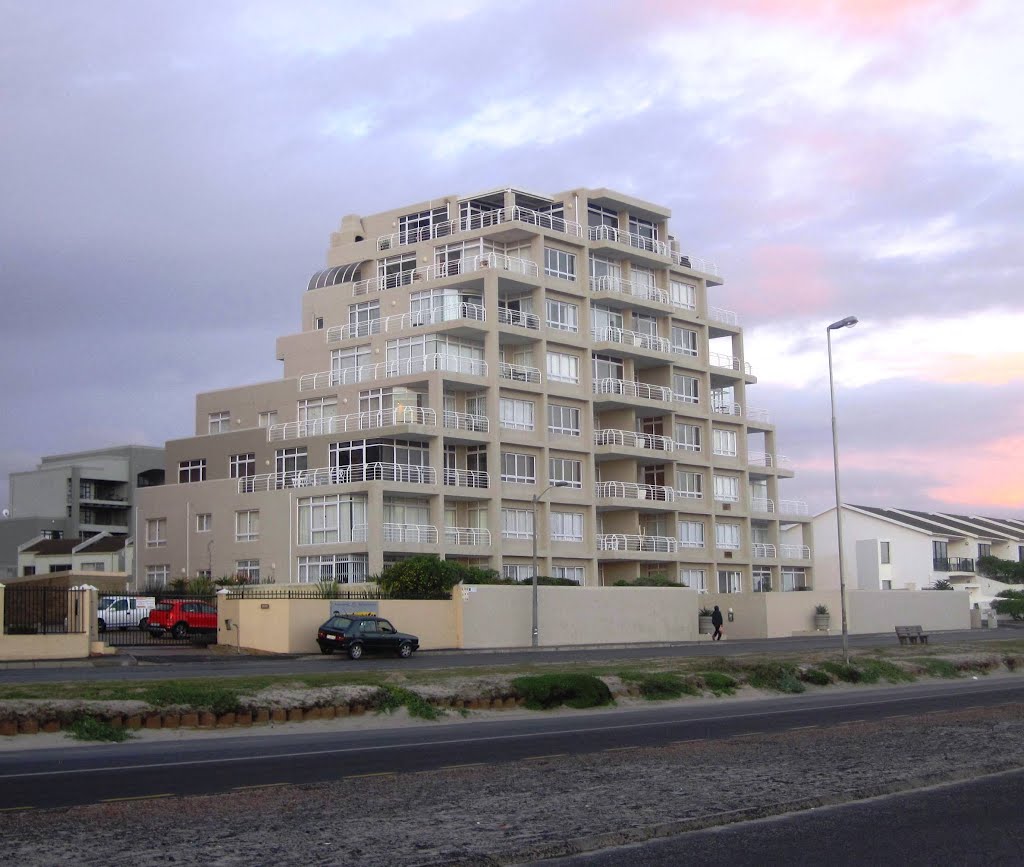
[546,299,579,332]
[715,523,741,550]
[276,447,308,476]
[717,570,742,593]
[712,429,738,457]
[551,511,584,542]
[670,280,696,310]
[297,494,367,545]
[208,411,230,434]
[235,510,260,542]
[592,353,624,380]
[676,423,701,452]
[591,304,623,331]
[713,475,739,502]
[588,205,617,228]
[145,518,166,548]
[548,404,581,437]
[681,569,706,592]
[678,521,705,549]
[297,554,368,584]
[781,568,807,591]
[258,410,278,428]
[146,564,170,588]
[499,399,535,431]
[348,300,381,336]
[398,205,448,244]
[673,374,699,404]
[377,252,417,288]
[501,453,536,484]
[503,563,535,581]
[544,247,577,281]
[551,565,585,584]
[236,560,260,583]
[229,453,255,479]
[331,345,372,384]
[549,457,583,488]
[298,397,338,423]
[629,215,658,247]
[196,513,211,533]
[178,459,206,484]
[753,567,772,593]
[671,326,698,356]
[501,509,534,540]
[546,351,580,384]
[880,541,891,564]
[677,471,703,498]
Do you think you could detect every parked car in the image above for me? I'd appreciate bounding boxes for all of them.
[97,596,156,631]
[316,614,419,659]
[148,599,218,639]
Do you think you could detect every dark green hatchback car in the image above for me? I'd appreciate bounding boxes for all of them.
[316,614,420,660]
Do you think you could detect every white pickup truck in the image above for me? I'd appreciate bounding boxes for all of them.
[97,596,156,631]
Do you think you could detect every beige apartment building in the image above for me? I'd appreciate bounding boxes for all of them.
[135,186,812,591]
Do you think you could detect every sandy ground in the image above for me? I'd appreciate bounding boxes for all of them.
[2,680,1023,866]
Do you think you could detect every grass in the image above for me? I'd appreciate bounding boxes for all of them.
[746,663,805,694]
[699,672,739,696]
[859,658,916,684]
[371,686,444,721]
[67,717,133,742]
[914,658,962,678]
[511,674,613,710]
[800,667,832,686]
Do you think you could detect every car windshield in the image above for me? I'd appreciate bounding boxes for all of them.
[326,617,352,630]
[154,604,173,612]
[97,598,114,610]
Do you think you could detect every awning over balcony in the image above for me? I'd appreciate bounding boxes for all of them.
[307,263,362,292]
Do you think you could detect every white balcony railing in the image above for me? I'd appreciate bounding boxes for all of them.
[709,353,753,376]
[499,361,542,383]
[443,468,490,488]
[379,523,439,544]
[747,407,772,424]
[352,253,540,296]
[444,527,492,546]
[238,462,437,493]
[374,206,583,252]
[593,429,675,453]
[594,481,701,502]
[325,319,384,342]
[709,306,739,326]
[299,354,488,392]
[589,275,670,306]
[268,407,436,442]
[747,452,792,469]
[780,544,812,560]
[779,499,810,516]
[443,410,490,433]
[711,401,743,417]
[596,533,678,553]
[592,378,673,402]
[590,326,671,354]
[750,497,776,513]
[588,224,672,258]
[670,249,721,278]
[753,542,778,558]
[497,306,540,330]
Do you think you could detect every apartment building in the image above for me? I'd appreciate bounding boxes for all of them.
[135,186,812,591]
[812,505,1024,605]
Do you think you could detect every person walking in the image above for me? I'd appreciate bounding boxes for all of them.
[711,605,724,641]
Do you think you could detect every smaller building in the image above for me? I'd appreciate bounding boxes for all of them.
[811,505,1024,607]
[17,533,133,579]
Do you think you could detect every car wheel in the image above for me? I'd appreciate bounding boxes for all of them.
[138,617,149,630]
[171,621,189,639]
[397,641,413,659]
[97,619,106,633]
[347,642,364,660]
[319,645,334,655]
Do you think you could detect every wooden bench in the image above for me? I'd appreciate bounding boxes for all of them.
[895,625,929,645]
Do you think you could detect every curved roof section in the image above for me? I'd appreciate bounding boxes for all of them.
[307,263,361,292]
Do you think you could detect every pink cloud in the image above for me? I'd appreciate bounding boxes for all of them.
[735,244,838,317]
[928,353,1024,386]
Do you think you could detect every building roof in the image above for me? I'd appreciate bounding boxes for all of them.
[847,505,1024,541]
[307,263,362,291]
[21,535,128,555]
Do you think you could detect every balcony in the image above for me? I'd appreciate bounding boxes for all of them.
[596,534,678,553]
[933,557,975,573]
[326,304,487,343]
[594,481,701,503]
[780,544,812,560]
[753,543,777,558]
[748,452,792,470]
[268,407,436,442]
[299,354,488,392]
[747,407,772,425]
[444,527,492,546]
[778,499,809,516]
[587,224,672,258]
[711,400,743,417]
[443,468,490,489]
[593,378,673,403]
[750,497,776,514]
[590,326,672,355]
[443,410,489,433]
[589,275,669,307]
[499,361,542,384]
[379,523,439,544]
[238,463,437,493]
[352,253,540,296]
[497,306,540,330]
[709,353,753,376]
[374,206,583,252]
[670,249,721,278]
[708,306,739,326]
[593,429,675,453]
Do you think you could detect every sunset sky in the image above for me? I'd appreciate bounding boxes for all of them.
[1,0,1021,517]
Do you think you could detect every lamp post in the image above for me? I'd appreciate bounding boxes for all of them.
[827,315,858,663]
[532,481,571,647]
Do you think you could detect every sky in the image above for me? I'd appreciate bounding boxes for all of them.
[1,0,1022,518]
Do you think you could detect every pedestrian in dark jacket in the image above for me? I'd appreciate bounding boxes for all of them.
[711,605,724,641]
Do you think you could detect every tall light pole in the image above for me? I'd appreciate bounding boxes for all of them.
[532,481,570,647]
[827,315,858,663]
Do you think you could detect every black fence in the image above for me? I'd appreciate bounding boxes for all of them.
[3,587,88,635]
[98,592,217,647]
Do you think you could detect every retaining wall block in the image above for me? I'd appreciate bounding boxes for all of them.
[107,715,124,729]
[216,712,236,728]
[236,711,253,727]
[181,712,199,728]
[197,712,216,728]
[303,707,321,721]
[19,719,39,735]
[145,714,162,730]
[254,708,270,725]
[163,714,180,729]
[321,706,336,720]
[0,720,18,737]
[287,708,303,723]
[271,709,287,723]
[350,704,365,716]
[42,720,60,733]
[335,705,350,717]
[125,715,143,730]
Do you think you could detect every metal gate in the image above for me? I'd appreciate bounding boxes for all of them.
[97,593,218,647]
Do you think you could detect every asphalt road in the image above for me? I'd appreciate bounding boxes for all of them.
[538,766,1024,866]
[0,628,1008,684]
[1,676,1021,811]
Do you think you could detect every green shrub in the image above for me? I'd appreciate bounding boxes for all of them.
[371,686,442,720]
[512,674,613,710]
[992,590,1024,620]
[141,682,240,715]
[820,661,862,683]
[814,604,830,616]
[915,658,961,678]
[800,667,832,686]
[746,663,806,694]
[860,659,915,684]
[634,673,696,700]
[699,671,738,696]
[68,717,133,742]
[376,556,501,599]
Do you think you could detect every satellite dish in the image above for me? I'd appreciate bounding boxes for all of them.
[1,509,9,519]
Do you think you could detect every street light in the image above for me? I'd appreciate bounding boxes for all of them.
[532,480,571,647]
[827,315,858,663]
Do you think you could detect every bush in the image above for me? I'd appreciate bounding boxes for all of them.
[68,717,133,742]
[512,674,613,710]
[613,574,680,587]
[633,673,696,700]
[746,663,805,694]
[916,658,961,678]
[860,659,915,684]
[978,556,1024,584]
[141,682,240,715]
[800,667,832,686]
[819,661,862,683]
[992,590,1024,621]
[699,672,738,696]
[376,556,498,600]
[371,686,442,721]
[814,604,830,616]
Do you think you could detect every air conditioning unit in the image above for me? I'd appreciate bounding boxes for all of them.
[724,551,733,559]
[379,238,392,251]
[722,503,732,511]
